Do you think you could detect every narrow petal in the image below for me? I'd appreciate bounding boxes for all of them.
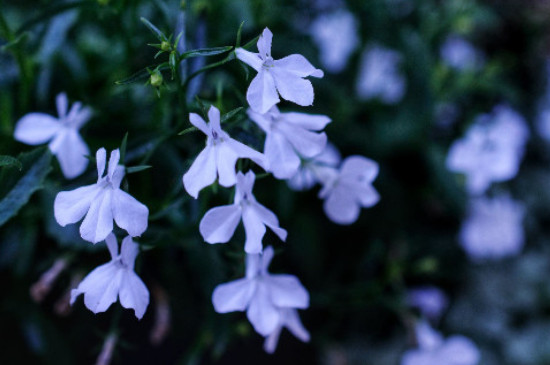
[283,309,310,342]
[247,71,280,114]
[266,274,309,308]
[183,145,217,198]
[54,184,100,226]
[252,203,287,241]
[119,270,150,320]
[247,108,272,132]
[226,138,267,170]
[260,245,275,274]
[257,28,273,58]
[112,190,149,238]
[274,54,324,78]
[105,233,119,260]
[120,236,139,271]
[272,68,314,107]
[189,113,209,134]
[246,253,262,279]
[69,105,92,129]
[242,206,267,254]
[263,323,283,354]
[235,48,262,71]
[96,148,107,180]
[212,278,256,313]
[208,106,222,132]
[282,112,331,131]
[279,122,327,158]
[235,170,256,202]
[216,142,239,187]
[264,131,300,179]
[80,189,114,243]
[199,204,242,243]
[110,165,125,190]
[323,187,361,225]
[108,149,121,180]
[14,113,60,145]
[247,283,280,336]
[56,93,68,118]
[51,129,90,179]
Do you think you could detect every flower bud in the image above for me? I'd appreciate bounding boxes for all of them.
[160,41,171,52]
[150,70,163,88]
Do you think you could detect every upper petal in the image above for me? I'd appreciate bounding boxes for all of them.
[119,270,150,320]
[51,129,90,179]
[247,71,280,114]
[120,235,139,270]
[199,204,242,243]
[96,148,107,180]
[208,105,222,132]
[105,233,119,260]
[257,28,273,58]
[183,145,217,198]
[14,113,60,145]
[80,189,114,243]
[236,48,263,71]
[112,190,149,238]
[212,278,256,313]
[271,68,314,107]
[56,93,68,118]
[273,54,324,78]
[68,104,92,129]
[242,206,267,254]
[54,184,100,227]
[107,149,121,180]
[189,113,209,134]
[265,274,309,308]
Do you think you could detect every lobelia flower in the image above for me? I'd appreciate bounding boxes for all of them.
[440,35,485,71]
[182,106,266,198]
[200,171,287,254]
[459,194,525,261]
[212,246,309,339]
[248,106,331,179]
[407,286,449,322]
[235,27,324,114]
[54,148,149,243]
[71,233,149,319]
[263,307,310,354]
[287,142,341,191]
[401,321,480,365]
[14,92,91,179]
[319,155,380,225]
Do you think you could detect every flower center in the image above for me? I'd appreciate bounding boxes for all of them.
[262,57,275,69]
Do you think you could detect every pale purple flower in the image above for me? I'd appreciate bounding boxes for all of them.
[236,28,324,114]
[407,286,449,321]
[182,105,266,198]
[446,105,529,195]
[199,171,287,254]
[70,233,149,319]
[248,106,330,179]
[263,308,310,354]
[440,35,485,71]
[356,46,406,104]
[319,155,380,224]
[287,142,341,191]
[14,92,91,179]
[54,148,149,243]
[212,246,309,337]
[460,194,525,261]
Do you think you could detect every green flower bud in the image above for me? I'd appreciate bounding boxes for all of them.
[161,41,171,52]
[150,71,163,88]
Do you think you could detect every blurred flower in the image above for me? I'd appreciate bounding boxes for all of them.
[71,234,149,319]
[407,286,449,322]
[248,106,330,179]
[459,194,525,261]
[319,156,380,224]
[440,35,485,71]
[446,105,529,195]
[309,9,359,73]
[287,142,341,191]
[401,321,480,365]
[212,246,309,338]
[14,92,91,179]
[263,308,310,354]
[236,27,324,113]
[54,148,149,243]
[356,46,406,104]
[182,106,266,198]
[30,257,69,303]
[199,171,287,254]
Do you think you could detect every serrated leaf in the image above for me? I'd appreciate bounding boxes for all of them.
[140,17,167,41]
[126,165,152,174]
[0,148,52,227]
[0,155,22,170]
[221,107,243,124]
[179,46,233,61]
[115,63,169,85]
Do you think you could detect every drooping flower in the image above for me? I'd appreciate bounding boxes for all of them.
[459,194,525,261]
[212,246,309,338]
[54,148,149,243]
[236,28,324,114]
[263,308,310,354]
[199,171,287,254]
[248,106,330,179]
[287,142,341,191]
[446,105,529,195]
[440,35,485,71]
[70,233,149,319]
[407,286,449,322]
[182,106,266,198]
[14,92,91,179]
[318,155,380,224]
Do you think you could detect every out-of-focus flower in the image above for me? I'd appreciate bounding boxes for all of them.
[14,92,91,179]
[248,106,330,179]
[407,286,449,321]
[460,194,525,261]
[71,234,149,320]
[236,28,324,114]
[319,156,380,224]
[440,35,485,71]
[212,246,309,337]
[263,308,310,354]
[54,148,149,243]
[310,9,358,73]
[356,46,406,104]
[287,142,341,191]
[199,171,287,254]
[446,105,529,195]
[182,106,266,198]
[401,321,480,365]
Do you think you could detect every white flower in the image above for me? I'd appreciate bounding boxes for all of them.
[319,155,380,225]
[14,92,91,179]
[212,246,309,337]
[309,9,359,73]
[440,35,485,71]
[54,148,149,243]
[356,46,406,104]
[446,105,529,195]
[287,142,341,191]
[70,233,149,319]
[459,194,525,261]
[182,106,266,198]
[236,27,324,114]
[401,321,480,365]
[248,106,331,179]
[263,308,310,354]
[407,286,449,321]
[200,171,287,254]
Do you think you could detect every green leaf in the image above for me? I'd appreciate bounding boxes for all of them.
[140,17,167,41]
[178,126,198,136]
[0,148,52,227]
[0,155,22,170]
[0,32,28,52]
[221,107,244,124]
[235,21,245,48]
[120,132,129,164]
[179,46,233,61]
[115,63,169,85]
[126,165,152,174]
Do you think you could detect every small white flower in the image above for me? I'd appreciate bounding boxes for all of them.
[200,171,287,254]
[440,35,485,71]
[14,92,91,179]
[319,155,380,225]
[248,106,331,179]
[236,28,324,114]
[70,233,149,319]
[54,148,149,243]
[287,142,341,191]
[407,286,449,322]
[212,246,309,337]
[263,308,310,354]
[182,106,266,198]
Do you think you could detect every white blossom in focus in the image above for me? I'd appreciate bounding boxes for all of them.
[199,171,287,254]
[14,92,91,179]
[356,46,406,104]
[407,286,449,321]
[54,148,149,243]
[248,106,331,179]
[319,155,380,224]
[263,308,310,354]
[440,35,485,71]
[182,105,266,198]
[287,142,341,191]
[459,194,525,261]
[212,246,309,338]
[236,28,324,114]
[71,233,149,319]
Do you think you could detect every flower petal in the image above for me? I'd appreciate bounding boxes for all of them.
[264,131,300,179]
[80,189,114,243]
[266,274,309,308]
[323,186,361,225]
[226,138,267,170]
[247,70,280,114]
[56,93,68,118]
[279,122,327,158]
[263,322,283,354]
[242,205,267,254]
[208,105,221,132]
[108,149,121,180]
[105,233,119,260]
[54,184,100,226]
[120,235,139,270]
[247,108,272,132]
[260,245,275,274]
[282,309,310,342]
[257,28,273,58]
[112,190,149,238]
[236,48,263,71]
[340,156,379,183]
[14,113,61,145]
[247,282,280,336]
[440,336,480,364]
[252,202,287,241]
[274,54,324,78]
[272,68,314,107]
[183,145,217,198]
[199,204,242,243]
[68,105,92,129]
[212,278,256,313]
[71,262,121,314]
[216,142,239,187]
[96,148,107,180]
[51,129,90,179]
[282,112,331,130]
[119,270,150,320]
[189,113,209,134]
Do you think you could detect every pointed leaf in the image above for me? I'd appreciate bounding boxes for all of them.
[0,155,22,170]
[140,17,167,41]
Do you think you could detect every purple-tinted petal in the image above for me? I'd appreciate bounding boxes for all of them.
[247,282,280,336]
[236,48,263,71]
[119,270,149,320]
[199,204,242,243]
[264,131,300,179]
[80,189,114,243]
[242,206,266,254]
[282,112,331,130]
[112,190,149,238]
[105,233,119,261]
[208,105,221,132]
[283,309,310,342]
[323,186,361,225]
[257,28,273,58]
[274,54,324,78]
[54,184,100,226]
[252,202,287,241]
[56,93,68,118]
[107,149,121,180]
[279,122,327,158]
[266,274,309,308]
[14,113,60,145]
[212,278,256,313]
[247,70,280,114]
[120,236,139,271]
[272,68,314,107]
[189,113,209,134]
[183,145,217,198]
[50,129,90,179]
[216,142,239,187]
[96,148,107,180]
[226,138,267,170]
